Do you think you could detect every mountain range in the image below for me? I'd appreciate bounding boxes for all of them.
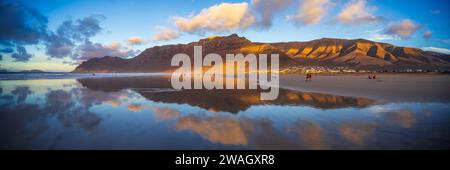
[73,34,450,73]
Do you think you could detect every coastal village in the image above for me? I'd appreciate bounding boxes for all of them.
[279,66,449,74]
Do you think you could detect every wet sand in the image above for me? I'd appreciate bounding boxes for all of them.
[279,74,450,103]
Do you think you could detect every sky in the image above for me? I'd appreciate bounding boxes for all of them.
[0,0,449,72]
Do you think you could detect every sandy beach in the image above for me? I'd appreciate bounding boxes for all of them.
[280,74,450,103]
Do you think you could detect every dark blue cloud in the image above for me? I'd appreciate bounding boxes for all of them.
[44,34,75,59]
[57,15,104,42]
[45,15,105,58]
[0,0,46,62]
[0,1,137,63]
[42,14,137,61]
[11,46,32,62]
[0,0,48,46]
[0,47,13,59]
[0,48,14,53]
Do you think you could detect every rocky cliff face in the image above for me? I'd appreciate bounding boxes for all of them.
[73,34,450,73]
[272,38,450,70]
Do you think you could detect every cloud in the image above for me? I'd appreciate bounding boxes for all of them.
[0,1,132,63]
[291,0,331,26]
[0,48,14,53]
[153,27,180,42]
[384,19,419,39]
[365,29,398,41]
[73,40,139,60]
[430,10,440,14]
[0,1,47,62]
[56,15,104,42]
[337,0,380,24]
[104,41,121,50]
[0,1,48,46]
[127,36,144,45]
[252,0,292,28]
[423,31,432,39]
[174,2,256,34]
[421,47,450,54]
[11,46,32,62]
[57,21,141,60]
[0,1,111,62]
[44,34,74,58]
[45,15,105,59]
[440,39,450,45]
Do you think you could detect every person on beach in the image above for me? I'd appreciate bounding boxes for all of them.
[368,75,372,79]
[306,73,312,81]
[372,74,376,79]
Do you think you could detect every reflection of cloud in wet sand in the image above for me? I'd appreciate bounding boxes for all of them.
[45,90,74,113]
[152,107,180,121]
[154,108,299,148]
[0,104,48,148]
[104,100,121,107]
[292,122,329,150]
[421,108,433,117]
[339,122,377,146]
[173,114,331,149]
[74,88,128,108]
[11,86,32,103]
[175,115,254,145]
[384,109,416,128]
[45,90,101,131]
[1,88,106,148]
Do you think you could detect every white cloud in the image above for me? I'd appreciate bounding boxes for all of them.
[385,19,419,39]
[153,27,180,42]
[291,0,331,26]
[422,47,450,54]
[127,36,144,45]
[174,2,256,34]
[337,0,379,24]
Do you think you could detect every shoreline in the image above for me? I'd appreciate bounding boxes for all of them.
[1,72,449,103]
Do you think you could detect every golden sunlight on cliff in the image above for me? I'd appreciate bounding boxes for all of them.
[207,35,220,40]
[239,44,276,53]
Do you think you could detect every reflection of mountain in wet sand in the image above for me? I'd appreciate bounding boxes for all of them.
[77,76,374,113]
